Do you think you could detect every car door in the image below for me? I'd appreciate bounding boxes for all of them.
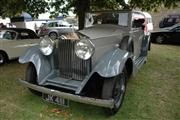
[4,30,40,59]
[130,13,145,59]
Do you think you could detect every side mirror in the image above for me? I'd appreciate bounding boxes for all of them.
[142,24,145,30]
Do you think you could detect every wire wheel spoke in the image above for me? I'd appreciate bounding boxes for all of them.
[114,74,125,107]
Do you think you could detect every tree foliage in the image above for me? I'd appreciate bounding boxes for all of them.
[25,0,49,18]
[0,0,48,18]
[0,0,26,17]
[0,0,179,19]
[129,0,179,11]
[48,0,179,16]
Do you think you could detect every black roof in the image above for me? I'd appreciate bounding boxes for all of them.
[1,28,34,32]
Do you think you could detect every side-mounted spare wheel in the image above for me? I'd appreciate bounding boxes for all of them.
[102,67,127,115]
[26,63,41,96]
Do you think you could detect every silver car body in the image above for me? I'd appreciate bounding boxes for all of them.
[19,10,150,108]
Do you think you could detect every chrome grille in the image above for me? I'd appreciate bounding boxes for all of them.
[58,39,91,80]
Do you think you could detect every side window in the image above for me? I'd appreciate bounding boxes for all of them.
[132,13,145,28]
[58,21,71,27]
[58,24,66,27]
[118,13,128,26]
[3,31,16,40]
[48,23,53,27]
[132,19,145,28]
[19,32,30,39]
[54,22,58,27]
[48,22,58,27]
[167,18,173,23]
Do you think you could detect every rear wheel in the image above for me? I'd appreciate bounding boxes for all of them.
[26,63,41,95]
[102,67,127,115]
[49,32,58,40]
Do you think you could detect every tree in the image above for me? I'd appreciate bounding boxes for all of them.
[25,0,49,18]
[47,0,179,29]
[0,0,48,18]
[0,0,179,28]
[0,0,26,17]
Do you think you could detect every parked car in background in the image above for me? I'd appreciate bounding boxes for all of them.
[19,10,150,115]
[151,23,180,44]
[38,20,78,40]
[159,14,180,28]
[0,28,40,64]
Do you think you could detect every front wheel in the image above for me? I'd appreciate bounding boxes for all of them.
[26,63,41,95]
[102,67,127,115]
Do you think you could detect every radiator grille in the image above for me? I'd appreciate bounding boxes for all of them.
[58,39,91,80]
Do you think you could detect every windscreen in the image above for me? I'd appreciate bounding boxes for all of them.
[85,12,129,27]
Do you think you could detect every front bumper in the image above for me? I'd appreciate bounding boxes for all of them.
[19,79,115,109]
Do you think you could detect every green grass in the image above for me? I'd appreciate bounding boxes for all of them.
[0,44,180,120]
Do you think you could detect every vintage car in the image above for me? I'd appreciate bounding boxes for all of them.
[38,20,78,40]
[19,10,150,115]
[151,23,180,44]
[0,28,40,64]
[159,14,180,28]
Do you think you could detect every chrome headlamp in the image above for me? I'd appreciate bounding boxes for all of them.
[40,36,54,56]
[75,39,95,60]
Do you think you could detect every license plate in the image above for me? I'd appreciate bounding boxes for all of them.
[42,94,69,107]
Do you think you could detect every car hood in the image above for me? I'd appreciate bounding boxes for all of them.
[152,27,171,33]
[160,27,172,32]
[79,24,126,39]
[157,23,180,32]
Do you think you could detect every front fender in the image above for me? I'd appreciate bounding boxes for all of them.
[19,46,51,82]
[93,48,131,78]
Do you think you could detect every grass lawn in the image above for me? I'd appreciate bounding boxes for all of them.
[0,44,179,120]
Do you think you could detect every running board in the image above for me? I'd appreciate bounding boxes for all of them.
[134,56,147,69]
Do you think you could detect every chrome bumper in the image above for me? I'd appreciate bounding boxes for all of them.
[19,79,115,109]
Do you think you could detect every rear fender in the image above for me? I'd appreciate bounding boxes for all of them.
[19,47,51,82]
